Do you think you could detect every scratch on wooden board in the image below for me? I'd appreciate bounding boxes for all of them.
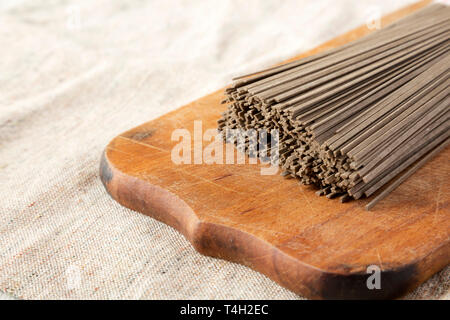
[376,249,384,271]
[172,167,239,194]
[118,136,169,153]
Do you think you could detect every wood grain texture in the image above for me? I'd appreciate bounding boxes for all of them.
[100,0,449,299]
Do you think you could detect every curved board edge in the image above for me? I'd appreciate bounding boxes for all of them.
[99,147,446,299]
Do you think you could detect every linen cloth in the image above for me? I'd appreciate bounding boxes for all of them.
[0,0,448,299]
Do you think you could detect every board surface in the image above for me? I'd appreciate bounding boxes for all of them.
[100,0,449,299]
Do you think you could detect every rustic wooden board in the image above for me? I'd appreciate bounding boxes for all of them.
[100,0,449,299]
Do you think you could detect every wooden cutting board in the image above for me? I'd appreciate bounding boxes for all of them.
[100,0,449,299]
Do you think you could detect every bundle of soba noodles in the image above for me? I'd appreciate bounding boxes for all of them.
[218,4,450,209]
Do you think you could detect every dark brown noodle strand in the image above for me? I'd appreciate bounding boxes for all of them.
[218,4,450,209]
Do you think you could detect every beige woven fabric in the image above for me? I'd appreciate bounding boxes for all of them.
[0,0,448,300]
